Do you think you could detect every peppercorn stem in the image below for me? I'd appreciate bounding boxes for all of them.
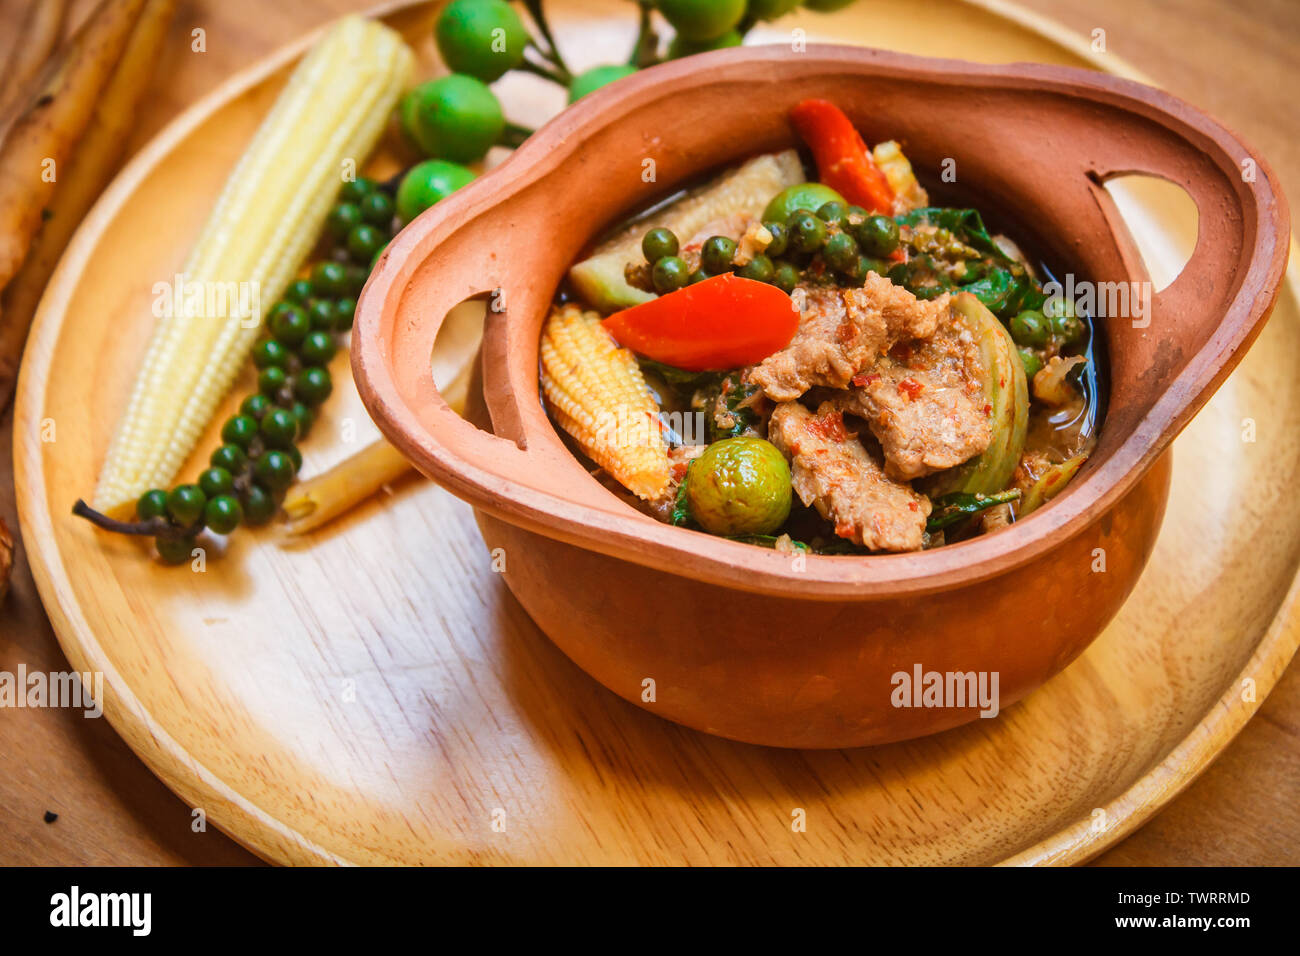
[521,0,570,75]
[72,499,197,538]
[628,0,659,67]
[499,122,535,149]
[517,55,570,87]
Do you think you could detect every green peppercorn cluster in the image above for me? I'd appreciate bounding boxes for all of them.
[134,177,395,564]
[637,201,901,297]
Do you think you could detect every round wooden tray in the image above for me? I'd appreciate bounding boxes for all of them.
[14,0,1300,865]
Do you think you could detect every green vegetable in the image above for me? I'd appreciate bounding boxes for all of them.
[738,254,774,283]
[258,366,288,396]
[299,330,336,366]
[1009,309,1049,347]
[701,235,738,273]
[1018,347,1043,380]
[306,299,335,332]
[926,490,1021,532]
[399,75,504,164]
[667,29,743,59]
[788,211,827,253]
[334,297,357,330]
[641,227,679,263]
[294,366,333,405]
[252,339,288,369]
[805,0,858,9]
[309,262,348,297]
[434,0,529,82]
[198,466,234,499]
[166,485,206,526]
[652,256,689,293]
[748,0,801,19]
[358,191,394,227]
[283,278,314,305]
[260,408,299,449]
[220,415,259,450]
[658,0,746,41]
[338,177,375,204]
[762,221,788,256]
[684,437,792,536]
[823,231,859,271]
[203,495,243,535]
[326,203,361,240]
[136,489,168,521]
[269,303,309,345]
[346,224,386,263]
[254,450,297,492]
[241,485,277,526]
[156,535,197,566]
[762,182,846,225]
[209,444,247,474]
[395,159,476,224]
[854,214,899,257]
[773,261,800,292]
[568,64,638,102]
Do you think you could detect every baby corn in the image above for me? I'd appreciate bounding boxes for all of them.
[92,16,413,516]
[540,305,671,500]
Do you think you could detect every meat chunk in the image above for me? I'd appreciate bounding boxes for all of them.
[750,275,950,402]
[768,400,931,553]
[832,312,992,481]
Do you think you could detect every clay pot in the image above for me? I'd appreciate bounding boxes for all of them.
[352,45,1289,748]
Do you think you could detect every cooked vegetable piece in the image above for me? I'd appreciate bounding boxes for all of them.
[92,17,413,517]
[602,274,798,372]
[1019,454,1087,516]
[789,99,895,214]
[871,140,928,212]
[1033,354,1087,406]
[920,293,1029,497]
[569,149,804,311]
[541,304,672,500]
[684,437,792,536]
[762,182,847,225]
[926,490,1021,532]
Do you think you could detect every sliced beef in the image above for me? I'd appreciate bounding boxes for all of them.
[768,400,931,553]
[832,312,992,481]
[750,275,950,402]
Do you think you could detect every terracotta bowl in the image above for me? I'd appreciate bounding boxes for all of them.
[352,45,1289,749]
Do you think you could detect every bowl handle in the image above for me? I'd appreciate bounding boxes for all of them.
[351,204,596,508]
[1083,129,1287,383]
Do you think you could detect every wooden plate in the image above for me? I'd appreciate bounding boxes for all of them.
[14,0,1300,865]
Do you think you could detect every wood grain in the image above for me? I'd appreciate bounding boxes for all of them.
[0,0,1296,866]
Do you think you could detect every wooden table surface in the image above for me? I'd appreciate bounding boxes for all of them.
[0,0,1296,867]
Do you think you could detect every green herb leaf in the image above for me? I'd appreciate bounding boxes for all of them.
[926,489,1022,532]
